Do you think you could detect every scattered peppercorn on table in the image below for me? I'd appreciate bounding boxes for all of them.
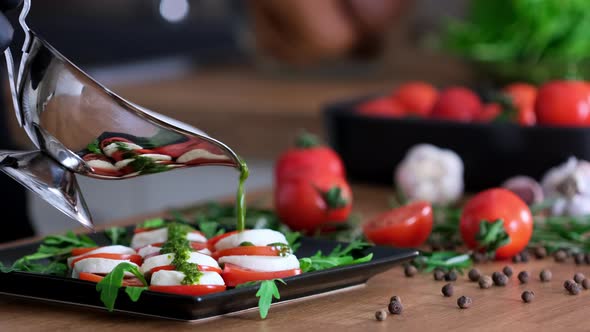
[1,185,590,332]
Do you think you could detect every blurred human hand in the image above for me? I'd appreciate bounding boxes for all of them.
[248,0,409,65]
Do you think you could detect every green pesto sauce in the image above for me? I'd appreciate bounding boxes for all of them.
[160,223,202,285]
[236,159,249,232]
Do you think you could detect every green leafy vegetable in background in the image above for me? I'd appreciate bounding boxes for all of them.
[138,217,167,229]
[531,215,590,254]
[412,251,473,273]
[299,240,373,273]
[104,227,128,246]
[96,262,147,311]
[443,0,590,82]
[86,139,102,155]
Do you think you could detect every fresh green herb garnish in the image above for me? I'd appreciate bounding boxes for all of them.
[239,241,255,247]
[196,218,225,239]
[299,240,373,273]
[104,227,128,246]
[159,223,203,285]
[86,139,102,155]
[530,215,590,253]
[128,156,169,174]
[284,231,302,253]
[256,279,286,319]
[96,262,148,311]
[138,218,166,229]
[114,142,132,152]
[412,251,473,273]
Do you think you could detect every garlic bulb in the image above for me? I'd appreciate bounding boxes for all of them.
[394,144,464,205]
[541,157,590,216]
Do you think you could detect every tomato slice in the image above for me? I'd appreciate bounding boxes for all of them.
[212,246,281,260]
[78,272,145,287]
[190,242,210,251]
[146,264,222,278]
[207,231,239,248]
[149,284,226,296]
[221,263,301,287]
[362,201,433,248]
[71,247,98,256]
[70,253,143,267]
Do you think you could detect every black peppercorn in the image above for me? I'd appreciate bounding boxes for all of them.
[479,275,493,289]
[492,272,508,286]
[534,246,547,259]
[472,252,486,263]
[540,269,552,282]
[518,271,529,284]
[564,279,576,291]
[502,266,513,277]
[468,268,481,282]
[375,309,387,321]
[568,283,582,295]
[442,283,454,297]
[457,296,472,309]
[582,278,590,290]
[390,295,402,303]
[433,269,445,281]
[512,254,522,263]
[521,290,534,303]
[520,251,530,262]
[554,250,567,262]
[404,265,417,277]
[445,270,457,282]
[574,273,585,284]
[574,253,585,265]
[388,300,403,315]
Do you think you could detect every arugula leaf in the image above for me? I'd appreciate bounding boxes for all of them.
[138,218,166,229]
[104,227,128,245]
[96,262,147,311]
[299,241,373,273]
[285,231,302,253]
[256,279,286,319]
[197,218,225,239]
[412,251,473,273]
[0,262,16,273]
[86,139,102,155]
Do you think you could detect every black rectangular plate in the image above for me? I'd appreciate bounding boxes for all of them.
[0,232,417,321]
[324,97,590,191]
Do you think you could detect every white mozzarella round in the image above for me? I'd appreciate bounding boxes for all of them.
[177,149,229,163]
[67,245,136,266]
[150,270,225,286]
[131,228,168,249]
[219,255,300,272]
[198,248,212,256]
[214,229,288,251]
[138,153,172,161]
[141,252,219,274]
[115,158,135,169]
[103,142,143,157]
[137,245,161,258]
[72,258,138,278]
[86,159,117,171]
[187,231,207,243]
[131,228,207,249]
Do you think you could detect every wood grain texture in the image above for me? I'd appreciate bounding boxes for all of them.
[1,185,589,331]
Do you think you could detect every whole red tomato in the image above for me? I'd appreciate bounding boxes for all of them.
[358,97,407,118]
[503,83,537,126]
[460,188,533,260]
[362,201,433,248]
[392,82,438,117]
[475,103,501,122]
[275,133,345,182]
[535,80,590,126]
[275,175,352,232]
[430,87,482,122]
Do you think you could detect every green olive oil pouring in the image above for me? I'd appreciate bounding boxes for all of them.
[236,159,249,232]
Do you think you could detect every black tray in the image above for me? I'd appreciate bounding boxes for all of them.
[324,97,590,191]
[0,233,417,321]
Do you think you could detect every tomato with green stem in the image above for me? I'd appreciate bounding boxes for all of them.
[362,201,433,248]
[275,175,352,232]
[460,188,533,260]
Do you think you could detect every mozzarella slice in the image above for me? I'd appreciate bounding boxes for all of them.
[131,228,207,249]
[198,248,212,256]
[219,255,300,272]
[150,270,225,286]
[103,142,143,157]
[138,153,172,161]
[187,232,207,243]
[137,245,161,258]
[86,159,117,171]
[141,252,219,274]
[72,258,137,278]
[67,245,136,266]
[177,149,229,163]
[214,229,288,251]
[115,158,135,169]
[131,228,168,249]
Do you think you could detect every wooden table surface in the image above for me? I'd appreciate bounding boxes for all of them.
[1,185,589,332]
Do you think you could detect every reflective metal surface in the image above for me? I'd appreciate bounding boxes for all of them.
[1,0,242,228]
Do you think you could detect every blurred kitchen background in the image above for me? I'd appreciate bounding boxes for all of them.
[4,0,584,235]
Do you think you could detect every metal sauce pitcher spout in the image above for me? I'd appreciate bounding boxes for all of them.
[1,0,242,229]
